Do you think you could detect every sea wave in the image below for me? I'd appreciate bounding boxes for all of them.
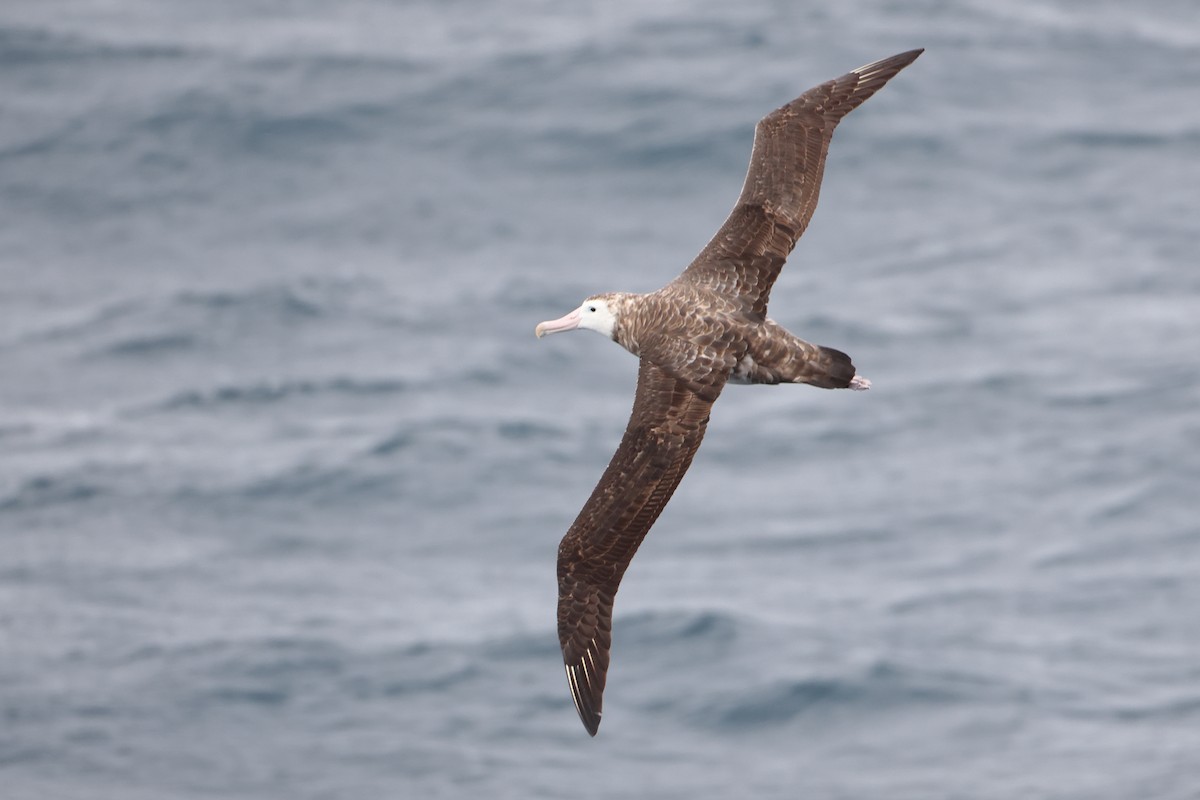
[0,24,193,68]
[141,376,409,414]
[691,662,965,729]
[11,277,408,351]
[0,473,103,512]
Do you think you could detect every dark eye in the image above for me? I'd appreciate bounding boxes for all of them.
[588,306,597,312]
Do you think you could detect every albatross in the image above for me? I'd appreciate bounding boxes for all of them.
[535,48,923,736]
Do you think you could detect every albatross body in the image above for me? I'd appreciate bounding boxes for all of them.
[535,48,923,736]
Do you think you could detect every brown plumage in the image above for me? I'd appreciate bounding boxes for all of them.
[535,49,923,736]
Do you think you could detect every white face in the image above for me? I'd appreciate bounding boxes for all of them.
[534,295,620,339]
[576,297,617,338]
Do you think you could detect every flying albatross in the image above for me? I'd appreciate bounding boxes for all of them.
[535,48,923,736]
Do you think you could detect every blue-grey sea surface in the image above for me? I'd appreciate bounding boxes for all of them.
[2,1,1198,798]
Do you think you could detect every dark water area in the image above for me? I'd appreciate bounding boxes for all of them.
[2,1,1198,798]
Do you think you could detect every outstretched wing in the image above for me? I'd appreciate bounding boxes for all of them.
[678,49,923,318]
[557,359,721,735]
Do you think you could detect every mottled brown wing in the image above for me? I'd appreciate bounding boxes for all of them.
[557,359,721,736]
[679,48,923,318]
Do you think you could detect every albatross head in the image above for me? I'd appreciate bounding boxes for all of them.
[535,293,625,340]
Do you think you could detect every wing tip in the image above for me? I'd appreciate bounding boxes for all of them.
[565,662,604,736]
[852,47,924,79]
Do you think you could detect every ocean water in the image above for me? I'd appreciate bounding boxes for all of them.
[2,0,1199,797]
